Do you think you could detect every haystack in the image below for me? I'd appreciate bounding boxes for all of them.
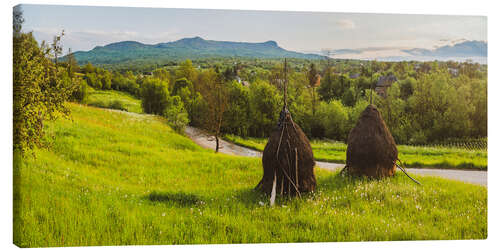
[255,106,316,197]
[345,104,398,178]
[255,59,316,198]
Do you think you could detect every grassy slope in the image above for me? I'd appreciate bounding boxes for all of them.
[14,104,487,247]
[224,135,488,170]
[86,89,143,113]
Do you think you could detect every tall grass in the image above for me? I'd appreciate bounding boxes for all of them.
[14,104,487,247]
[224,135,487,170]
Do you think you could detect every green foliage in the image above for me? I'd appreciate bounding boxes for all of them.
[164,96,190,132]
[175,59,198,83]
[316,100,350,141]
[248,80,281,137]
[77,56,487,145]
[109,100,126,111]
[140,78,170,115]
[70,78,89,103]
[13,30,75,153]
[222,81,251,136]
[341,86,357,107]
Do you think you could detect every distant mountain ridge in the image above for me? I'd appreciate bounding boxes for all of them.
[71,36,325,65]
[330,40,487,63]
[403,40,487,57]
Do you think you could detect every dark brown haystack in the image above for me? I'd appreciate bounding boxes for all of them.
[345,104,398,178]
[255,107,316,196]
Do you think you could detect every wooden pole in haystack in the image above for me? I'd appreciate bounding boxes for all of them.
[257,58,317,206]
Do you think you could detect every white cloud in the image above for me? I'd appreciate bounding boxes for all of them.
[336,19,356,30]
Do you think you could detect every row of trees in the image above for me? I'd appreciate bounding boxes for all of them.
[80,56,487,146]
[68,52,487,147]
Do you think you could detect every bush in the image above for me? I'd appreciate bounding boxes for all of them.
[140,78,170,115]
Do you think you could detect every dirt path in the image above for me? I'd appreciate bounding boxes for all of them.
[185,126,487,187]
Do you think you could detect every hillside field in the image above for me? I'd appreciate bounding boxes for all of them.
[13,103,487,247]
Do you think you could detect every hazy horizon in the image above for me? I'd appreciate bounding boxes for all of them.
[19,4,487,60]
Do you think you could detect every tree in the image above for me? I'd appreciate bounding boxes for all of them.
[175,59,197,83]
[140,78,170,115]
[152,68,170,82]
[316,100,349,141]
[65,48,79,78]
[13,13,74,152]
[164,96,189,132]
[197,68,229,153]
[222,81,251,136]
[307,63,320,115]
[248,80,281,137]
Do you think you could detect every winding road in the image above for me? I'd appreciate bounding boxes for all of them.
[185,126,487,187]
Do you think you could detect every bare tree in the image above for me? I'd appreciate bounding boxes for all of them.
[306,63,320,115]
[198,67,229,153]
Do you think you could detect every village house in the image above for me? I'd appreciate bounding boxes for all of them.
[349,72,360,79]
[448,68,459,77]
[375,75,397,97]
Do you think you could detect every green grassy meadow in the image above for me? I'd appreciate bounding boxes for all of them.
[224,135,488,170]
[13,103,487,247]
[86,89,143,113]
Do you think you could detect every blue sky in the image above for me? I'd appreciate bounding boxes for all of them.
[20,4,486,56]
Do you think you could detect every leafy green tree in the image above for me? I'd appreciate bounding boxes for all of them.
[164,95,189,132]
[83,62,95,74]
[399,77,416,100]
[100,70,112,90]
[469,78,487,137]
[13,27,74,152]
[248,80,281,137]
[152,68,170,82]
[140,78,170,115]
[85,72,99,89]
[342,86,357,107]
[70,78,89,103]
[222,81,251,136]
[175,59,197,83]
[316,100,349,141]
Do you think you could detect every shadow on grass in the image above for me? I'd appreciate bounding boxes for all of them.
[147,191,202,207]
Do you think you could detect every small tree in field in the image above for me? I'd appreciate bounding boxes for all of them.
[198,68,229,153]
